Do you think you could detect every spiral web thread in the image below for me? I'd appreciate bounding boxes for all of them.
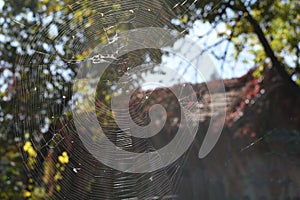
[15,0,225,199]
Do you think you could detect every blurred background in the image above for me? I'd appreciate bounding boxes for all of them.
[0,0,300,199]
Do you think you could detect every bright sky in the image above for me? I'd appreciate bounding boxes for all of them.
[141,20,254,89]
[189,21,255,78]
[0,0,3,11]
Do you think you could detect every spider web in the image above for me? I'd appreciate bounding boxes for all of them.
[15,0,224,199]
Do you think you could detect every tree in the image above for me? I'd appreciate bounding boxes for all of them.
[1,0,175,199]
[173,0,300,90]
[0,0,299,199]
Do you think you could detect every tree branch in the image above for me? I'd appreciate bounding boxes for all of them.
[230,0,300,92]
